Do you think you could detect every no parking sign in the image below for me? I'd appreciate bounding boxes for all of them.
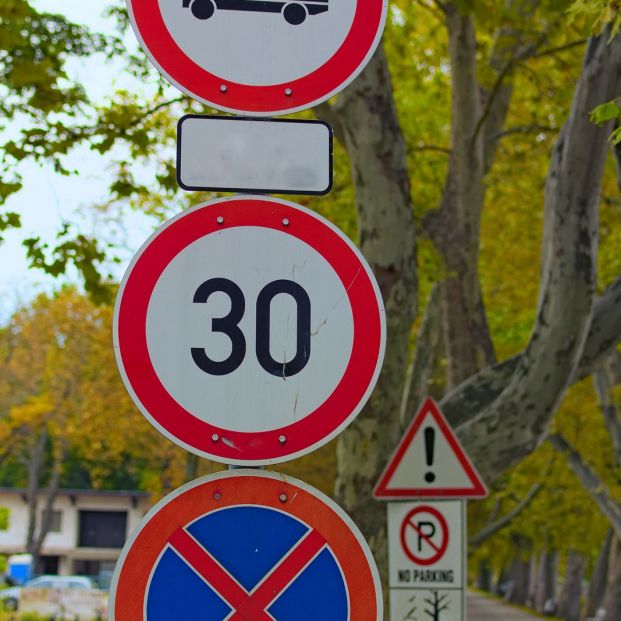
[109,470,382,620]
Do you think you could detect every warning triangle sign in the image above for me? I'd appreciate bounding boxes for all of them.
[374,398,488,500]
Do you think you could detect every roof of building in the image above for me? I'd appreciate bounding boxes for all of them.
[0,487,150,498]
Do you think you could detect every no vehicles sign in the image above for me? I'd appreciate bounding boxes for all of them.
[126,0,387,114]
[114,196,385,465]
[109,470,382,620]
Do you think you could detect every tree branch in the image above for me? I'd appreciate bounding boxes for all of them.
[400,284,444,428]
[491,124,558,141]
[593,352,621,465]
[469,483,543,547]
[449,33,621,482]
[549,432,621,539]
[441,273,621,429]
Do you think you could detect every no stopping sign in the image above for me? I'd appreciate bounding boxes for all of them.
[110,471,383,620]
[113,196,385,465]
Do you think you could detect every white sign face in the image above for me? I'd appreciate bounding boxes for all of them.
[114,196,385,465]
[390,588,464,621]
[388,501,464,589]
[160,0,356,86]
[177,116,332,194]
[127,0,387,115]
[146,227,352,432]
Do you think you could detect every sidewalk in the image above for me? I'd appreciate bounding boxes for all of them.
[467,591,543,620]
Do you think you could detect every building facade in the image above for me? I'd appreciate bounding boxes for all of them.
[0,488,150,584]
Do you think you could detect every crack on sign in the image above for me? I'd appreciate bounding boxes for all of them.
[293,390,300,421]
[310,267,361,336]
[311,317,328,336]
[291,259,308,282]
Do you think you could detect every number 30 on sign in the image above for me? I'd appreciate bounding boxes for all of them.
[113,196,386,465]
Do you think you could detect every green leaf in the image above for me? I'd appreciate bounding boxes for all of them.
[590,100,620,126]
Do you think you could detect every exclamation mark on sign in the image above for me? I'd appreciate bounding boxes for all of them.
[424,427,436,483]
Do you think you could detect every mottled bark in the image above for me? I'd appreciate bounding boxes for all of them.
[333,44,417,587]
[441,274,621,429]
[452,33,621,481]
[584,530,613,620]
[559,551,585,621]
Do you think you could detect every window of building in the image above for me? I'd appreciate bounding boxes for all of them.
[78,511,127,548]
[40,510,62,533]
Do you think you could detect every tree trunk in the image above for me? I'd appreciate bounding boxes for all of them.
[333,44,418,593]
[535,550,558,614]
[426,4,489,388]
[31,451,62,572]
[584,530,613,620]
[604,536,621,621]
[478,559,493,592]
[510,556,532,606]
[559,551,585,621]
[25,430,47,560]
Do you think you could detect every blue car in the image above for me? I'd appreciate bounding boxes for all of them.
[183,0,328,25]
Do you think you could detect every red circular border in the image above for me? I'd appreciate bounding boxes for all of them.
[111,473,381,620]
[400,506,449,566]
[115,197,383,463]
[127,0,385,114]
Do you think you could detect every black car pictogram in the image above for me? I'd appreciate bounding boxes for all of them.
[183,0,328,25]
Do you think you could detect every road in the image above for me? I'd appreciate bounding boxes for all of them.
[467,591,542,619]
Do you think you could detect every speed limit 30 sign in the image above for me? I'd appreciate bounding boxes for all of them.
[113,196,385,465]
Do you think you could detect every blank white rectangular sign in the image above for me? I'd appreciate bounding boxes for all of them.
[177,115,332,195]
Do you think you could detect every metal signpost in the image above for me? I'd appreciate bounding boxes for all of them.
[112,0,390,616]
[110,471,382,621]
[374,399,488,621]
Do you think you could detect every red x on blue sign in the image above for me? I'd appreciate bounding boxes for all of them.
[110,471,382,620]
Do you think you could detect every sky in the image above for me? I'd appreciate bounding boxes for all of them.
[0,0,158,322]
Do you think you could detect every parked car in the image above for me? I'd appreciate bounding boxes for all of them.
[0,575,94,611]
[183,0,329,26]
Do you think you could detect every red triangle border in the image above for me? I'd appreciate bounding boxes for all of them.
[373,398,488,500]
